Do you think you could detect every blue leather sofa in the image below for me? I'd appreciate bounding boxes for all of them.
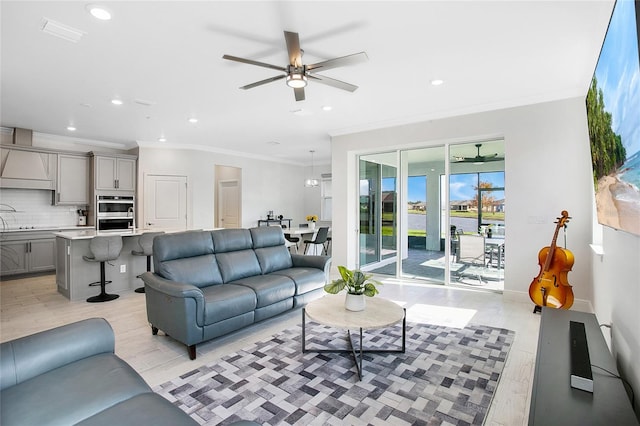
[0,318,198,426]
[141,226,331,359]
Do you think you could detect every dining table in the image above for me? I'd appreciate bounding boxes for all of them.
[485,237,505,269]
[284,226,324,255]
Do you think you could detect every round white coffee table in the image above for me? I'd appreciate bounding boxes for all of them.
[302,294,406,380]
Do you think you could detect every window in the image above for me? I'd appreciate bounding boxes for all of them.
[321,177,332,220]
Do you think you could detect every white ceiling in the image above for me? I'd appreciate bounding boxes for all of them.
[0,1,614,165]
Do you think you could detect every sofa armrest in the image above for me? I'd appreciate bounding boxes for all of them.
[141,272,207,331]
[291,254,332,281]
[0,318,114,391]
[141,272,204,301]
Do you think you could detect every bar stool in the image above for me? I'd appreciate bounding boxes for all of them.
[83,235,123,303]
[132,231,164,293]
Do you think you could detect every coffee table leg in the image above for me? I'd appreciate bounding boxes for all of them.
[346,329,364,380]
[304,308,406,381]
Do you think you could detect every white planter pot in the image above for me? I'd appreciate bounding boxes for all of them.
[308,222,316,230]
[345,293,366,312]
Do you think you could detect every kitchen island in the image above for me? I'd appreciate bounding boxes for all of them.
[55,229,150,301]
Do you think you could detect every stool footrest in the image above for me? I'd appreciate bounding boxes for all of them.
[89,280,112,287]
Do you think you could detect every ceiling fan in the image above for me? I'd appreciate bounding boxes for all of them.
[222,31,368,101]
[453,144,504,163]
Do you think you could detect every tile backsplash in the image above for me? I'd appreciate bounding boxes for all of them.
[0,189,84,229]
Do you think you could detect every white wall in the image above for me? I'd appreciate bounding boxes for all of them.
[137,145,315,229]
[592,227,640,413]
[331,95,640,414]
[332,97,594,301]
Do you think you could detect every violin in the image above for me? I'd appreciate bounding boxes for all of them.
[529,210,574,311]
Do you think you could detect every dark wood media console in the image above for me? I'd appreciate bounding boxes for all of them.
[529,308,638,425]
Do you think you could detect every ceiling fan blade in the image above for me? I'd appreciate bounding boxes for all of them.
[308,74,358,92]
[240,75,286,90]
[307,52,368,72]
[222,54,286,72]
[284,31,302,66]
[294,87,305,101]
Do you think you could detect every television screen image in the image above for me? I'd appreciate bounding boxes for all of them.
[587,0,640,236]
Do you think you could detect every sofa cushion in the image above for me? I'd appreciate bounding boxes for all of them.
[254,245,293,274]
[0,353,150,426]
[250,226,284,248]
[154,231,214,263]
[272,267,326,295]
[249,225,293,273]
[201,284,257,324]
[215,250,262,283]
[76,392,198,426]
[211,228,253,252]
[231,274,296,308]
[158,254,223,288]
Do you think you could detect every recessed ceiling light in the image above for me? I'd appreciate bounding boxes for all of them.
[67,126,76,131]
[188,118,198,123]
[431,79,444,86]
[158,137,166,142]
[87,5,112,20]
[322,105,333,111]
[111,99,123,105]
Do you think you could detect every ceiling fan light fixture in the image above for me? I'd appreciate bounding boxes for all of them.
[286,73,307,88]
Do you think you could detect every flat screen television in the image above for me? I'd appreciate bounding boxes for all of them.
[586,0,640,236]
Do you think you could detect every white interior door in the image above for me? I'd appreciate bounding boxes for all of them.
[144,174,187,230]
[218,179,240,228]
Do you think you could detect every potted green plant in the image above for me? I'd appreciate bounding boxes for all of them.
[324,266,382,311]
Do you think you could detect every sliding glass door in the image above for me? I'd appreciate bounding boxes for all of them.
[357,140,505,291]
[359,153,397,270]
[449,141,505,290]
[401,147,446,281]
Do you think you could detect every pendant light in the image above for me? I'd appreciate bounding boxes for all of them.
[304,150,319,187]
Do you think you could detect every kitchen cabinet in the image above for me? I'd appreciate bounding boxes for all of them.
[0,233,56,276]
[56,154,89,205]
[93,154,136,193]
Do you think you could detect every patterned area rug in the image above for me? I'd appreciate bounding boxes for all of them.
[154,321,514,425]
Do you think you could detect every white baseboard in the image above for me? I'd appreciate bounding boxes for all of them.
[502,289,593,313]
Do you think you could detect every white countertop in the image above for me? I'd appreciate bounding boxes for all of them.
[0,225,95,234]
[54,227,217,240]
[54,228,146,240]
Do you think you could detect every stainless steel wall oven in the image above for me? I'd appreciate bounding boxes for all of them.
[96,195,134,231]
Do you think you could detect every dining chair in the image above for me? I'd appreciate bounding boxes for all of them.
[274,224,298,253]
[456,234,487,283]
[303,226,329,255]
[458,234,486,266]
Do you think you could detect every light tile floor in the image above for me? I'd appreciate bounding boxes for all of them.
[0,273,539,425]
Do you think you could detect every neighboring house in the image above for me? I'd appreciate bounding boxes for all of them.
[450,200,473,212]
[408,202,426,211]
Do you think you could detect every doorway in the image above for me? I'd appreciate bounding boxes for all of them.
[215,165,242,229]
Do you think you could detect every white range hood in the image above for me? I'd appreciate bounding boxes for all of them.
[0,128,55,190]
